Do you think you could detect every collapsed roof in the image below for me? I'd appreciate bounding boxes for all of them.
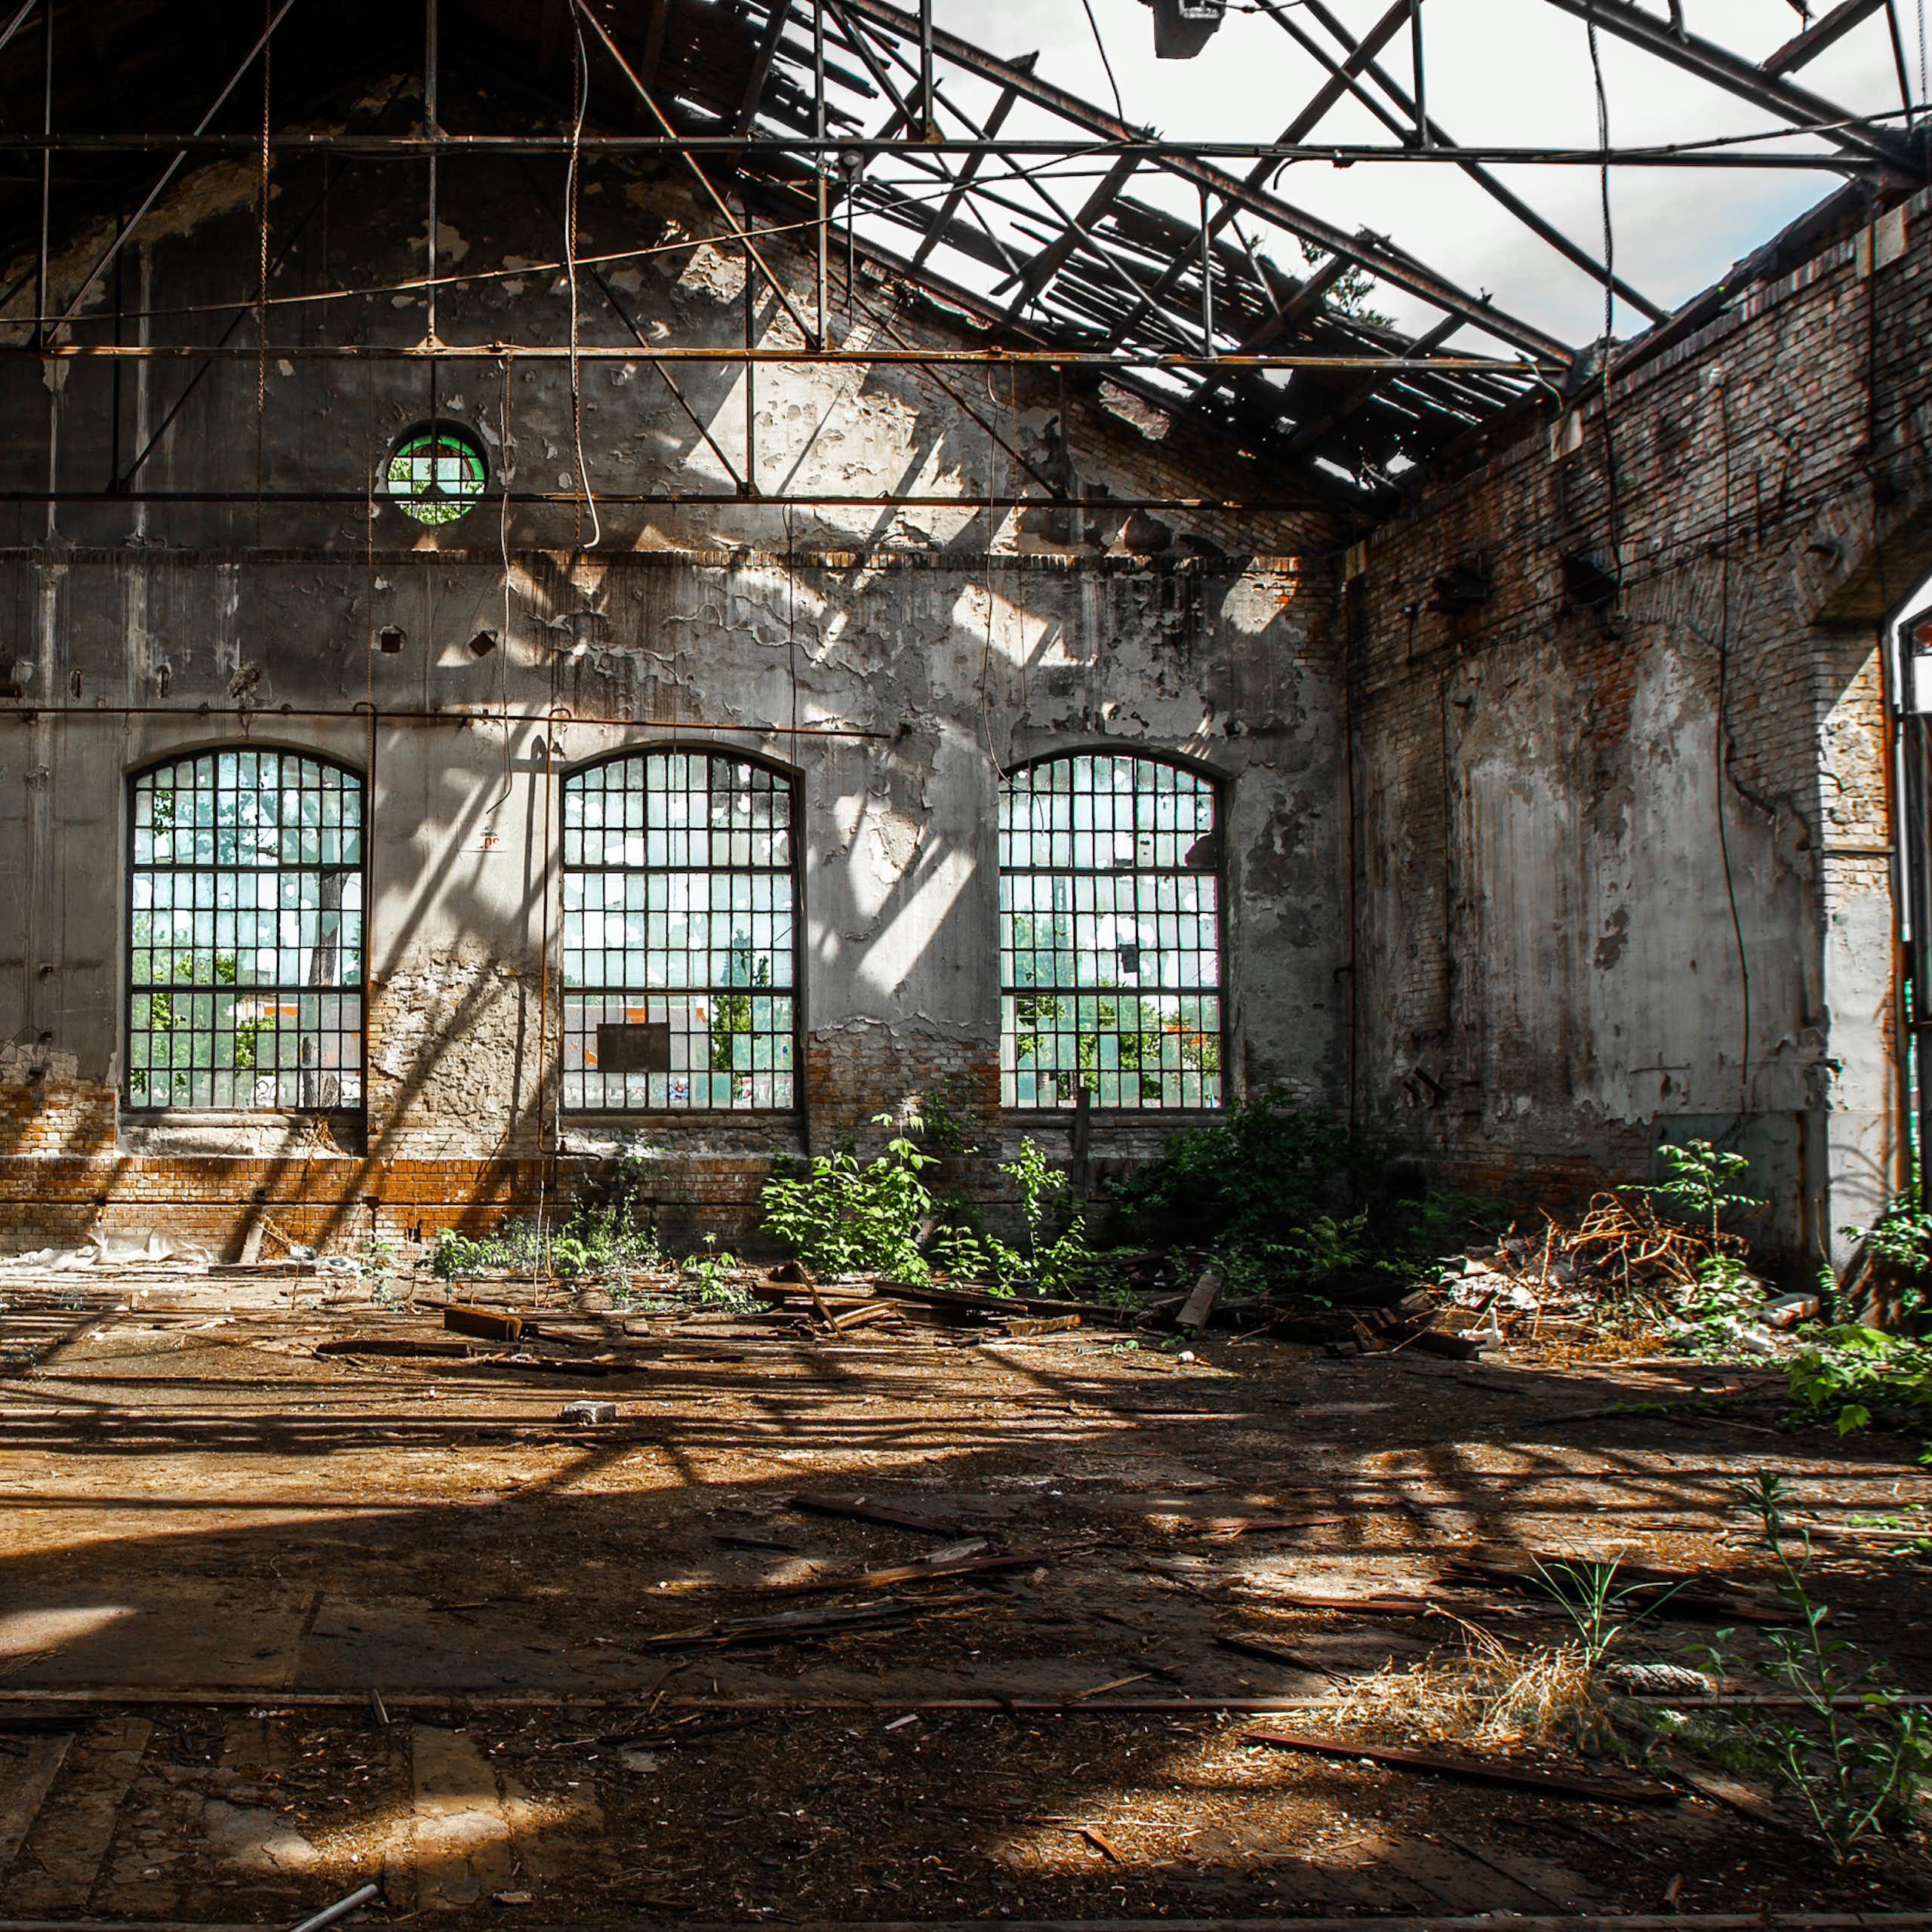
[0,0,1922,503]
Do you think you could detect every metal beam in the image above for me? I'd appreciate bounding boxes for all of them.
[0,130,1906,165]
[0,343,1561,370]
[571,0,820,346]
[907,74,1024,270]
[1764,0,1887,75]
[1537,0,1915,172]
[49,0,299,334]
[1087,0,1412,355]
[997,151,1139,309]
[831,0,1572,361]
[736,0,795,136]
[1289,0,1668,321]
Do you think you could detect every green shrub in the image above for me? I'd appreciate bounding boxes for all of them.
[1111,1088,1363,1254]
[1110,1088,1501,1296]
[759,1115,937,1278]
[432,1140,662,1280]
[1787,1324,1932,1443]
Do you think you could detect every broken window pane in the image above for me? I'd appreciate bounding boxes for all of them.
[561,752,798,1112]
[999,754,1222,1110]
[128,751,365,1111]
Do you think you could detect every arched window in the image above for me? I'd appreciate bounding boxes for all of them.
[561,749,798,1112]
[128,749,365,1110]
[999,752,1223,1110]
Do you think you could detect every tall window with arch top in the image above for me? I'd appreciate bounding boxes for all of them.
[999,752,1223,1110]
[561,749,798,1112]
[128,749,365,1110]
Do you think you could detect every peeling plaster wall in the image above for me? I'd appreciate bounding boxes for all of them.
[0,141,1344,1250]
[1348,189,1932,1262]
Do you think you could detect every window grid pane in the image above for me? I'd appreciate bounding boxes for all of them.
[561,753,798,1112]
[128,752,365,1110]
[999,755,1223,1110]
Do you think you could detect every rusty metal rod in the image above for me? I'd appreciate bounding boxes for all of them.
[0,343,1550,368]
[0,131,1908,163]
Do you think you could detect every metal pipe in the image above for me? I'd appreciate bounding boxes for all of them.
[814,0,829,349]
[918,0,934,138]
[0,344,1551,369]
[2,703,893,737]
[0,130,1905,163]
[33,0,48,353]
[1408,0,1429,148]
[285,1883,381,1932]
[425,0,438,344]
[0,487,1334,509]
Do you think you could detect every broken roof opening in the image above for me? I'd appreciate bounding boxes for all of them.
[0,0,1921,506]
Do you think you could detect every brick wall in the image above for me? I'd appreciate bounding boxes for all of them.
[1343,187,1932,1255]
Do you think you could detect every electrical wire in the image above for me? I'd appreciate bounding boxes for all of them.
[1585,0,1624,598]
[565,5,601,552]
[1713,379,1752,1116]
[1081,0,1124,121]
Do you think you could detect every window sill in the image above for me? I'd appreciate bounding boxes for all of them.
[999,1106,1224,1123]
[121,1108,362,1125]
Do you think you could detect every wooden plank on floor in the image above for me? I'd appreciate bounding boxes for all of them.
[0,1733,72,1872]
[2,1717,150,1913]
[409,1724,516,1909]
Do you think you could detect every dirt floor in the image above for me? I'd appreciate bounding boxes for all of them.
[2,1263,1930,1923]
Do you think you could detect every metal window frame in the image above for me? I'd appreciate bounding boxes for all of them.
[557,740,805,1118]
[382,417,491,528]
[122,742,368,1117]
[998,745,1229,1117]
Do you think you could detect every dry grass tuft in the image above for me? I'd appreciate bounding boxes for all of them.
[1328,1617,1607,1749]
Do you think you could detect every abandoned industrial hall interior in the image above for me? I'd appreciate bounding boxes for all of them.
[10,0,1932,1921]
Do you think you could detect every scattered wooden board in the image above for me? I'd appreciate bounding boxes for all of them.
[1243,1730,1678,1805]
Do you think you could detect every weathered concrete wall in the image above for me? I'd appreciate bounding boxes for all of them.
[1346,187,1932,1262]
[0,132,1345,1251]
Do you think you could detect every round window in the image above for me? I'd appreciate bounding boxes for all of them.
[385,425,486,525]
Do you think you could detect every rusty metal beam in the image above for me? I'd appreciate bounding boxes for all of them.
[1537,0,1915,173]
[1764,0,1887,75]
[48,0,298,333]
[826,0,1571,361]
[571,0,820,346]
[908,72,1025,271]
[998,151,1140,312]
[1288,0,1669,322]
[736,0,795,136]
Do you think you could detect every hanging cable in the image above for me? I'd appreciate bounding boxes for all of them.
[566,7,602,551]
[1081,0,1124,120]
[486,355,515,820]
[1713,380,1752,1115]
[1585,0,1624,598]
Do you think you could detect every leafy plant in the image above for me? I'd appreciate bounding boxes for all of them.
[1707,1472,1932,1862]
[994,1137,1092,1294]
[1628,1138,1761,1250]
[1530,1556,1680,1672]
[432,1140,663,1281]
[1786,1324,1932,1441]
[1112,1088,1362,1257]
[1838,1169,1932,1321]
[682,1235,755,1309]
[1110,1088,1502,1298]
[760,1114,938,1279]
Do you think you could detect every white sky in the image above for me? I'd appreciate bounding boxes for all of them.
[915,0,1923,346]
